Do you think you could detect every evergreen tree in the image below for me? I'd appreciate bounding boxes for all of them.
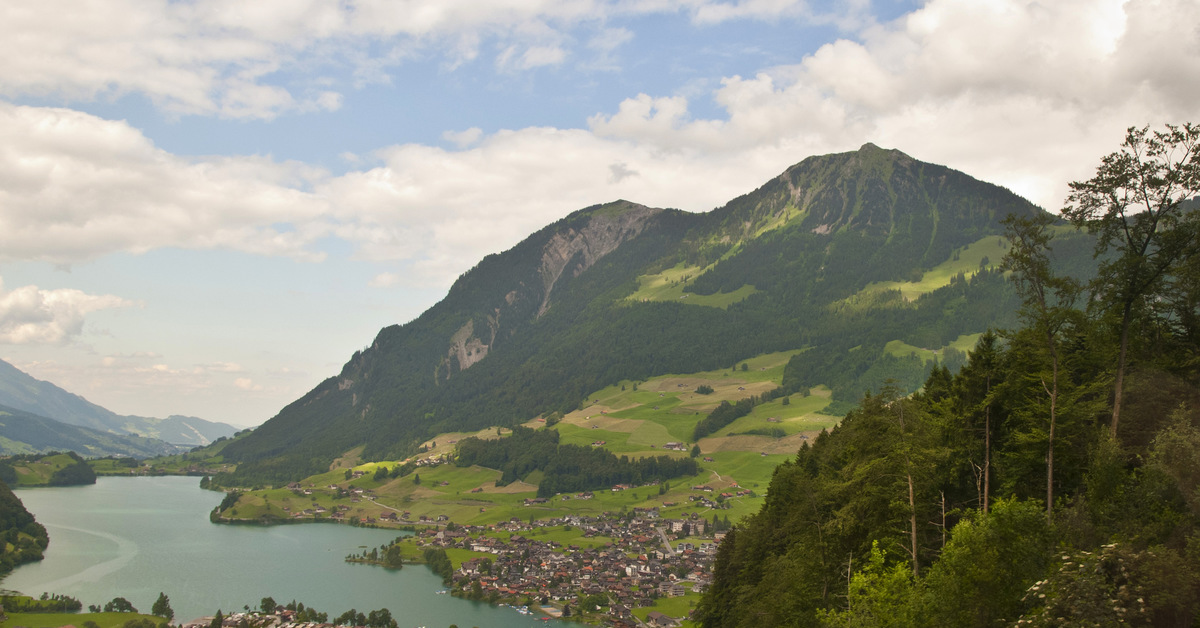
[1063,123,1200,438]
[151,592,174,620]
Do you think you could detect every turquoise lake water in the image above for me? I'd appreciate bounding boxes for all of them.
[3,476,561,628]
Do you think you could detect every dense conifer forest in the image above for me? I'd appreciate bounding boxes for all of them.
[454,426,699,498]
[697,124,1200,627]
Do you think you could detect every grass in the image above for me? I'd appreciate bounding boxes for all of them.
[88,459,142,476]
[626,262,758,309]
[856,235,1008,301]
[226,349,827,529]
[12,453,80,485]
[885,332,986,364]
[1,612,163,628]
[633,592,701,626]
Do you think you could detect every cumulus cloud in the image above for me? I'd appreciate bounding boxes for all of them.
[0,0,839,120]
[591,0,1200,208]
[234,377,264,391]
[442,127,484,148]
[2,0,1197,293]
[368,272,401,288]
[0,103,333,265]
[0,278,137,345]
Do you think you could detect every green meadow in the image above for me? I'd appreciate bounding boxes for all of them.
[856,235,1007,301]
[0,613,164,628]
[226,349,834,528]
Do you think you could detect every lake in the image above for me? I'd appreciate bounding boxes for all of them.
[3,476,561,628]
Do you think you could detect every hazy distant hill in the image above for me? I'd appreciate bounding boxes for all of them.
[220,144,1087,485]
[0,403,180,457]
[0,359,237,446]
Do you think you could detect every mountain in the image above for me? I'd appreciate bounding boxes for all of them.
[0,403,181,457]
[219,144,1068,485]
[0,359,237,447]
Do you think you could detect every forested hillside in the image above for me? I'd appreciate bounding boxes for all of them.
[218,144,1049,486]
[0,480,47,575]
[697,124,1200,627]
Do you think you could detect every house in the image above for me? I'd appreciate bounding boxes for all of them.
[646,611,680,627]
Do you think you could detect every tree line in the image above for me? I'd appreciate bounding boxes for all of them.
[697,124,1200,627]
[453,426,699,498]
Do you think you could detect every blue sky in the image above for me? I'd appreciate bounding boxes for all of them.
[0,0,1196,427]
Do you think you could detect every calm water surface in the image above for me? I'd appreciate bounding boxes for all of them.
[4,476,560,628]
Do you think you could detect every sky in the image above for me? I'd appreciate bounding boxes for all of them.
[1,0,1198,428]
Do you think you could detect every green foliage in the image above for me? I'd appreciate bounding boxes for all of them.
[1013,542,1200,627]
[0,593,82,613]
[150,592,173,620]
[1063,123,1200,439]
[0,478,48,574]
[423,547,454,583]
[699,282,1200,628]
[918,499,1052,626]
[47,451,97,486]
[693,399,754,440]
[454,426,698,497]
[820,541,916,628]
[334,608,396,628]
[104,597,137,613]
[695,384,715,395]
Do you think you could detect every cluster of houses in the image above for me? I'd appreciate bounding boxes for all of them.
[408,510,726,627]
[182,610,315,628]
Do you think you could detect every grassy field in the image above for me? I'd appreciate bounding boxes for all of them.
[0,612,164,628]
[633,592,701,627]
[226,349,832,529]
[856,235,1008,301]
[11,453,82,485]
[625,262,758,309]
[884,332,985,364]
[88,458,142,476]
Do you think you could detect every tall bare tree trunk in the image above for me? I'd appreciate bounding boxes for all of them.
[908,471,919,578]
[1111,302,1133,440]
[983,369,992,514]
[1045,330,1059,522]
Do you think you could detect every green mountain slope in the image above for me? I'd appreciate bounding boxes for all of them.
[0,359,236,446]
[219,144,1051,485]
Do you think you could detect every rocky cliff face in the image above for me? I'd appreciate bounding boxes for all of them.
[536,202,662,317]
[439,200,664,378]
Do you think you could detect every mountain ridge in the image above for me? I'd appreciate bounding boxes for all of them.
[0,358,237,447]
[219,144,1050,485]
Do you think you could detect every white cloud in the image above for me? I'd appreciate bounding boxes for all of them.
[368,272,401,288]
[0,0,862,120]
[589,0,1200,209]
[0,278,137,345]
[442,127,484,148]
[0,103,333,265]
[2,0,1197,294]
[234,377,264,391]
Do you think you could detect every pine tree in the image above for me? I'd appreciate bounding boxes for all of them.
[151,592,174,620]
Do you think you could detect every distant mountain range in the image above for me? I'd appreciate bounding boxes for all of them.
[217,143,1094,486]
[0,358,238,455]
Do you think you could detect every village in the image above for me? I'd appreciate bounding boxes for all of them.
[368,506,731,628]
